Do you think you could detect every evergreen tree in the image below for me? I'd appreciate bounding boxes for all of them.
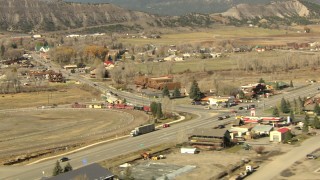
[52,161,63,176]
[293,98,298,114]
[150,102,158,117]
[64,162,73,172]
[283,131,293,143]
[298,96,304,114]
[173,87,181,98]
[258,78,265,83]
[239,90,245,99]
[156,103,163,119]
[313,103,320,116]
[272,107,280,117]
[290,80,294,87]
[280,98,289,113]
[313,116,320,129]
[189,80,202,100]
[162,85,170,98]
[60,37,64,44]
[286,100,291,113]
[0,44,5,57]
[11,43,17,49]
[302,115,309,133]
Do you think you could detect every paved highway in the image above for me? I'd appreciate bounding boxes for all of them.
[1,54,319,179]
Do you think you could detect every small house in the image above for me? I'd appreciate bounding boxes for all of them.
[270,128,290,142]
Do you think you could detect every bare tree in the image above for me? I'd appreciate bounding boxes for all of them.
[95,63,106,79]
[146,62,155,75]
[110,66,123,85]
[123,62,136,83]
[163,61,174,74]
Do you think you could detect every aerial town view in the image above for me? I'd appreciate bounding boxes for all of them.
[1,0,320,179]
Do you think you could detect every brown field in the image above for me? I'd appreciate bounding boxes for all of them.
[120,25,320,46]
[0,84,99,109]
[0,108,149,164]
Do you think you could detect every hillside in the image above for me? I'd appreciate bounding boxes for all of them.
[0,0,155,32]
[221,0,310,19]
[64,0,274,16]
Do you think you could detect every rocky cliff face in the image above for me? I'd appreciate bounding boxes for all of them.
[0,0,154,32]
[221,0,310,19]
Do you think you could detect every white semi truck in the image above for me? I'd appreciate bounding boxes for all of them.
[130,124,155,137]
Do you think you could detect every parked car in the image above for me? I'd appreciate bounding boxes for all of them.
[238,107,244,110]
[204,106,211,110]
[59,157,70,162]
[249,104,255,109]
[306,154,317,159]
[218,117,224,120]
[224,115,230,119]
[163,123,170,128]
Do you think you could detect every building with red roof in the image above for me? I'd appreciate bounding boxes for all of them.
[269,127,291,142]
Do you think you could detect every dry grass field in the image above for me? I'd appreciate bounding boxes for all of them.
[0,109,149,164]
[0,84,99,109]
[120,26,288,45]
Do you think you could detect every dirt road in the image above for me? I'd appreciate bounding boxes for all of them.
[246,135,320,180]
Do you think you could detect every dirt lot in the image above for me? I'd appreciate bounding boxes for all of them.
[0,108,149,165]
[128,149,250,179]
[276,149,320,180]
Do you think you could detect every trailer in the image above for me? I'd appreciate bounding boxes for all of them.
[130,124,155,137]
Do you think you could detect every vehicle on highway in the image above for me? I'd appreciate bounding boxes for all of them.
[191,101,201,105]
[130,124,155,137]
[163,123,170,128]
[59,157,70,162]
[218,117,224,120]
[249,104,255,109]
[306,154,317,159]
[217,125,225,129]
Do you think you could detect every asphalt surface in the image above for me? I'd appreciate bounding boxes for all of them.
[0,54,320,179]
